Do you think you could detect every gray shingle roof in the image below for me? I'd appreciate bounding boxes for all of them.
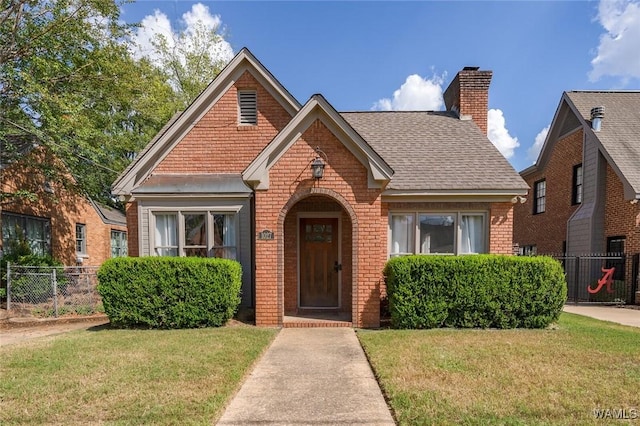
[91,201,126,226]
[565,91,640,194]
[341,111,528,192]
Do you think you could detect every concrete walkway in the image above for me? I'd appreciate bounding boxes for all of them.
[217,328,395,425]
[563,305,640,328]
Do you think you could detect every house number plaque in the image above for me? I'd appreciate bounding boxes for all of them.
[257,230,274,240]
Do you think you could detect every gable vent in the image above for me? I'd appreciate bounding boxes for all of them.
[238,90,257,125]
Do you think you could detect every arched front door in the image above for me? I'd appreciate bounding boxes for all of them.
[299,216,340,308]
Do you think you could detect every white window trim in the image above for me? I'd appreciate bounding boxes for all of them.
[534,180,546,214]
[150,208,240,258]
[76,223,88,257]
[388,211,488,257]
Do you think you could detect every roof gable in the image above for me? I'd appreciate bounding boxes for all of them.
[112,48,301,196]
[528,91,640,198]
[524,93,580,176]
[566,91,640,197]
[243,95,393,189]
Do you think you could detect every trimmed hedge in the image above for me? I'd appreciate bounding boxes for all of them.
[384,255,567,329]
[97,257,242,329]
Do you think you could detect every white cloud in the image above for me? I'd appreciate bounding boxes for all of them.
[183,3,222,32]
[372,73,445,111]
[129,3,233,69]
[130,10,173,65]
[590,0,640,82]
[528,125,550,164]
[373,73,519,160]
[487,109,519,159]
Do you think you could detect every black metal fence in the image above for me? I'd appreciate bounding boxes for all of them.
[546,253,637,305]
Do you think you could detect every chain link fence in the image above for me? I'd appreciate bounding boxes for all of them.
[6,263,102,317]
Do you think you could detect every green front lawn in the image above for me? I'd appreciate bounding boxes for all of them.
[0,326,277,425]
[359,313,640,425]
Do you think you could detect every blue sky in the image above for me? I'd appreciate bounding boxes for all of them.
[120,0,640,172]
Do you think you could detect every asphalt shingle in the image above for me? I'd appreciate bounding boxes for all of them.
[565,91,640,194]
[341,111,528,191]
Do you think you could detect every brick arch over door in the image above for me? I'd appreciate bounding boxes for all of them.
[277,187,360,325]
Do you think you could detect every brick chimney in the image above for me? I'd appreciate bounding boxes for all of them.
[443,67,493,135]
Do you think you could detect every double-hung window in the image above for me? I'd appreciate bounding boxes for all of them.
[153,211,237,259]
[390,212,486,256]
[111,230,128,257]
[534,179,546,214]
[572,164,583,205]
[76,223,87,255]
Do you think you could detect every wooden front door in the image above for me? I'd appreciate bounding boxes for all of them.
[299,217,340,308]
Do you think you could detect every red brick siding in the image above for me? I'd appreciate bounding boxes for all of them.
[126,201,139,257]
[604,163,640,253]
[489,202,515,255]
[254,119,386,328]
[603,164,640,301]
[1,154,126,266]
[514,129,583,254]
[155,71,292,173]
[444,70,492,135]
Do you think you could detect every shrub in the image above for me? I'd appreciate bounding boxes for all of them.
[97,257,242,328]
[384,255,567,329]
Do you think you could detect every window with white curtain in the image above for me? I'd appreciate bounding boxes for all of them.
[460,214,484,254]
[389,212,486,256]
[154,213,178,256]
[184,213,207,257]
[111,230,128,257]
[213,214,237,260]
[390,214,414,255]
[153,211,237,259]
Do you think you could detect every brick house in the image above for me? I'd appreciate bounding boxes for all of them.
[513,91,640,302]
[1,140,128,266]
[113,48,527,327]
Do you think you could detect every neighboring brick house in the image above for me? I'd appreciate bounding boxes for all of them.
[1,140,127,266]
[513,91,640,302]
[113,48,528,328]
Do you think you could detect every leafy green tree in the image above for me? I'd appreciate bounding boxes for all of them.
[1,0,179,207]
[138,17,232,108]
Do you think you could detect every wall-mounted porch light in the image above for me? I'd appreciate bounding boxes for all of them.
[310,147,327,179]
